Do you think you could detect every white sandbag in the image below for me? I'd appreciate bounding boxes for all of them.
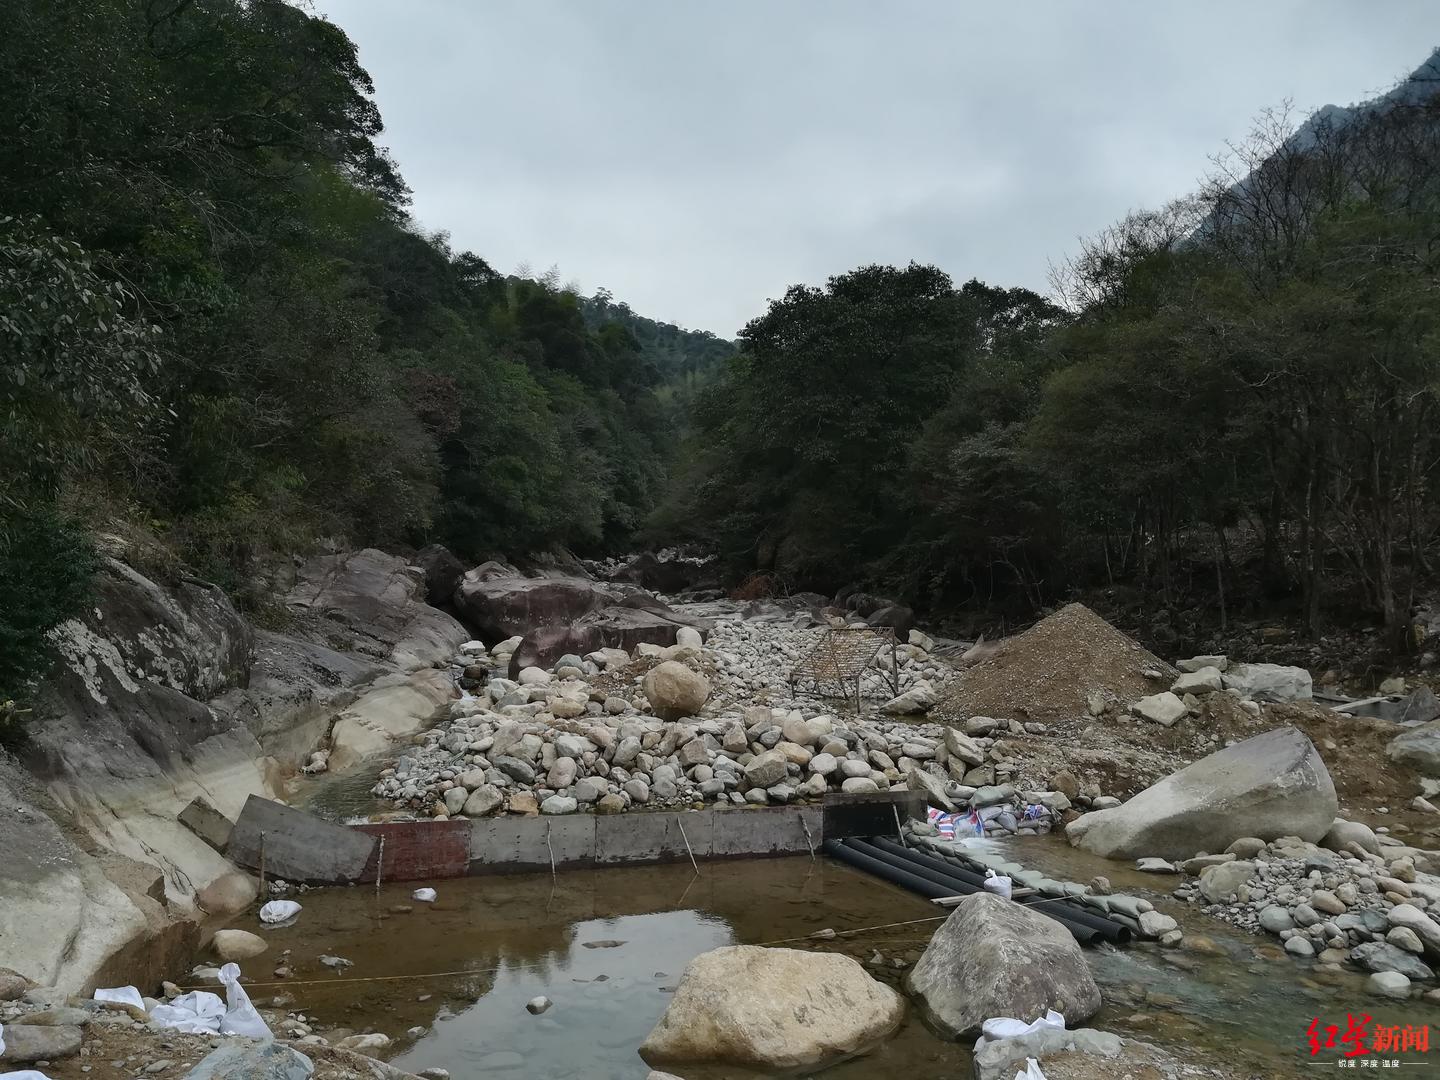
[982,868,1013,900]
[980,1009,1065,1044]
[1014,1059,1048,1080]
[218,963,271,1038]
[93,985,145,1010]
[974,1010,1066,1055]
[412,888,437,902]
[259,899,302,924]
[150,989,226,1034]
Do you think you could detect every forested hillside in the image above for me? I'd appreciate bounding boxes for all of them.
[664,51,1440,651]
[0,0,678,723]
[579,289,737,424]
[4,0,1439,735]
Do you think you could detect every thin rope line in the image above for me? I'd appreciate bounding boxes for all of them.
[179,916,946,992]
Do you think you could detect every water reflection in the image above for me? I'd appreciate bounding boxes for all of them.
[215,837,1435,1079]
[224,858,964,1079]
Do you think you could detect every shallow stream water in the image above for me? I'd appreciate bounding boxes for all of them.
[218,835,1440,1078]
[227,857,964,1079]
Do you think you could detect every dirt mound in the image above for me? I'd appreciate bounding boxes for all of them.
[936,602,1174,725]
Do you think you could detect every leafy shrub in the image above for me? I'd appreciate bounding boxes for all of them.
[0,509,97,747]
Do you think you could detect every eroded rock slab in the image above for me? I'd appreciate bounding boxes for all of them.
[1066,726,1336,860]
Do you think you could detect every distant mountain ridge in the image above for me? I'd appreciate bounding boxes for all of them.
[578,289,737,382]
[1194,46,1440,243]
[1288,46,1440,148]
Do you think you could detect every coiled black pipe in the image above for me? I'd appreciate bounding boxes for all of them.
[866,837,1133,945]
[827,838,1102,946]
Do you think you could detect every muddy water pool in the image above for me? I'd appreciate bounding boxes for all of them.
[225,857,964,1079]
[214,838,1440,1078]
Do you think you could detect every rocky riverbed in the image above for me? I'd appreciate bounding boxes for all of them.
[361,606,957,817]
[13,542,1440,1080]
[343,606,1135,841]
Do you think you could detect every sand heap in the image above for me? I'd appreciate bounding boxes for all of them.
[937,602,1174,725]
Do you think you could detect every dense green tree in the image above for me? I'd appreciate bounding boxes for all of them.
[0,0,683,727]
[669,263,976,586]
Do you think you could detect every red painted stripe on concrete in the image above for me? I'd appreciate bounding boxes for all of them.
[350,820,471,882]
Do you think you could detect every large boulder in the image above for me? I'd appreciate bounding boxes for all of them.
[867,603,915,642]
[412,543,467,607]
[454,569,611,640]
[575,600,710,657]
[613,551,715,595]
[1221,663,1313,702]
[0,1023,84,1063]
[507,625,604,679]
[639,946,903,1072]
[1131,691,1186,726]
[906,893,1101,1039]
[642,662,712,721]
[1388,720,1440,776]
[286,549,467,671]
[211,928,268,961]
[881,681,938,715]
[1321,818,1381,856]
[1066,726,1337,860]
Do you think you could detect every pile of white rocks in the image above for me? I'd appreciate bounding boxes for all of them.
[370,623,978,818]
[364,616,1128,838]
[1167,823,1440,998]
[704,618,952,709]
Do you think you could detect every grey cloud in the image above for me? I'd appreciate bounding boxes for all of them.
[321,0,1438,335]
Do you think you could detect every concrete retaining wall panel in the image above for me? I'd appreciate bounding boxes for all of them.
[469,814,597,873]
[227,795,376,883]
[710,805,821,857]
[594,811,712,865]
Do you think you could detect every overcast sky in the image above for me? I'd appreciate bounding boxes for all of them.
[318,1,1437,336]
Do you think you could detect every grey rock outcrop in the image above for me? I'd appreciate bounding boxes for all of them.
[4,545,465,994]
[1066,726,1336,860]
[286,549,467,671]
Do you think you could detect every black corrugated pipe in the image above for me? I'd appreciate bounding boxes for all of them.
[867,837,1133,945]
[822,838,967,901]
[846,837,1106,947]
[835,838,1103,947]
